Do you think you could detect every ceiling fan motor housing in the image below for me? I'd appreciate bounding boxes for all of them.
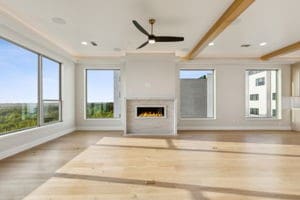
[148,35,156,43]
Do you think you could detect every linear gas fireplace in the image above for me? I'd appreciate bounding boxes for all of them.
[125,99,176,135]
[136,106,166,118]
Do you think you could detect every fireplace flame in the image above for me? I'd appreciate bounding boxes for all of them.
[139,112,163,117]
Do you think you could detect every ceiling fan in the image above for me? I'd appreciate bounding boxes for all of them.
[132,19,184,49]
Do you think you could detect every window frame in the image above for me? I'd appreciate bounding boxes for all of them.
[245,69,281,120]
[179,68,216,120]
[0,36,62,136]
[84,68,121,120]
[40,55,63,125]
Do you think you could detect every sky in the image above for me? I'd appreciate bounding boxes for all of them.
[0,38,116,104]
[0,39,59,103]
[87,70,116,103]
[180,70,213,79]
[42,57,60,100]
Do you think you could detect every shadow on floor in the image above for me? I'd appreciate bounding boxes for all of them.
[54,172,300,200]
[0,131,123,200]
[96,143,300,158]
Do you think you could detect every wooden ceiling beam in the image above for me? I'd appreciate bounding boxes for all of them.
[184,0,255,60]
[260,41,300,60]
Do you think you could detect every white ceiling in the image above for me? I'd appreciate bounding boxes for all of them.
[0,0,299,59]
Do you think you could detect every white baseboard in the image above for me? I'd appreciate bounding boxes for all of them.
[0,127,76,160]
[76,126,124,131]
[76,125,292,131]
[178,126,292,131]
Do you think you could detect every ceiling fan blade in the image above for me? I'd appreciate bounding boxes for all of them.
[132,20,149,36]
[155,36,184,42]
[137,41,149,49]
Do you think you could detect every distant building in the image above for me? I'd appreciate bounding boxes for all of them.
[248,71,277,117]
[180,74,214,118]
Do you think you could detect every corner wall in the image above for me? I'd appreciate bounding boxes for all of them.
[177,63,291,130]
[291,62,300,131]
[0,11,76,160]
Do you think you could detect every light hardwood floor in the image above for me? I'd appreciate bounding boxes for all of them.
[1,131,300,200]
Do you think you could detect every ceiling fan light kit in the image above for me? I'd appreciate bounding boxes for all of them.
[132,18,184,49]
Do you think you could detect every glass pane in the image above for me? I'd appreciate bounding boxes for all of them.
[0,39,38,135]
[86,70,121,119]
[271,70,278,117]
[42,57,60,100]
[42,57,60,124]
[246,70,278,118]
[180,70,214,118]
[43,101,60,123]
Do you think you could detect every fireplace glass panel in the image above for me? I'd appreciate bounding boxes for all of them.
[137,107,165,118]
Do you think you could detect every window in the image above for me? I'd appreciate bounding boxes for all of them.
[0,38,62,135]
[42,57,61,124]
[250,108,259,115]
[180,69,214,118]
[86,69,121,119]
[246,69,279,118]
[250,94,259,101]
[0,39,38,134]
[272,93,277,100]
[256,77,265,86]
[272,109,277,117]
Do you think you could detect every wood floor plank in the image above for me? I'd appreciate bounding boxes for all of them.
[25,133,300,200]
[1,131,300,200]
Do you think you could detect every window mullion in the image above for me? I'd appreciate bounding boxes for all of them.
[38,55,44,126]
[266,71,272,118]
[59,63,62,122]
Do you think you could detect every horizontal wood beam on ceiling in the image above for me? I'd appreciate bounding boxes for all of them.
[184,0,255,60]
[260,41,300,60]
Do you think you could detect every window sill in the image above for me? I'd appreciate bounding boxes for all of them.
[180,117,216,121]
[85,118,121,121]
[42,120,63,126]
[245,117,281,121]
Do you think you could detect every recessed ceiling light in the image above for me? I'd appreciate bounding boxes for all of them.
[259,42,267,46]
[208,42,215,46]
[241,44,251,48]
[52,17,66,25]
[81,41,88,46]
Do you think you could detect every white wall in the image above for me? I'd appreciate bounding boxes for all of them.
[0,11,75,159]
[75,54,176,130]
[178,62,291,130]
[75,58,124,131]
[75,55,292,131]
[125,54,176,99]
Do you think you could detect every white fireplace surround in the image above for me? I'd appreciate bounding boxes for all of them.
[124,98,177,135]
